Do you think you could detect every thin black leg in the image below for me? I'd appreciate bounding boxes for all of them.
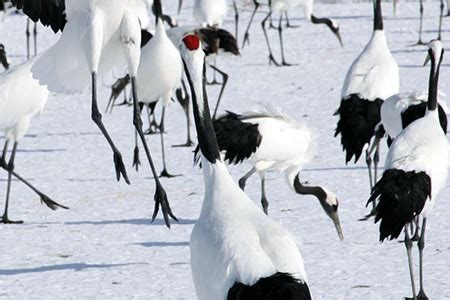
[405,227,417,299]
[278,14,291,66]
[210,65,229,120]
[130,77,177,227]
[173,81,194,147]
[417,0,425,45]
[145,102,161,134]
[238,167,256,190]
[233,0,239,40]
[417,218,428,300]
[242,0,260,48]
[285,11,299,28]
[373,142,380,185]
[133,130,141,172]
[159,107,179,178]
[1,142,22,224]
[33,22,37,56]
[447,0,450,16]
[262,12,280,66]
[26,18,30,60]
[90,72,130,184]
[261,175,269,215]
[208,58,220,85]
[0,140,8,167]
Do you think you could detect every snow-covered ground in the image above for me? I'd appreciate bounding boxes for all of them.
[0,1,449,299]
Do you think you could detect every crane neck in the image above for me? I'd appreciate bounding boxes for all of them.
[293,174,327,202]
[153,0,163,24]
[427,49,443,112]
[374,0,383,31]
[182,52,221,164]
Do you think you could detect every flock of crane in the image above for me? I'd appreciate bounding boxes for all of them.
[0,0,448,299]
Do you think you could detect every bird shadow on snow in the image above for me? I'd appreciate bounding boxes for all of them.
[135,241,190,248]
[64,218,196,226]
[0,262,143,276]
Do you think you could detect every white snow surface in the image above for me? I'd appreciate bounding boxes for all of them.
[0,1,450,299]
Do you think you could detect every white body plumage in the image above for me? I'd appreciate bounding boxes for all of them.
[191,159,308,300]
[194,0,228,26]
[236,111,314,183]
[31,0,141,94]
[137,19,182,106]
[271,0,314,18]
[385,109,448,216]
[381,91,447,139]
[0,58,48,143]
[341,31,399,100]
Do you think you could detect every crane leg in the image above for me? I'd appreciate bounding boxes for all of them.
[262,12,281,66]
[417,218,428,300]
[1,142,23,224]
[285,11,299,28]
[233,0,239,40]
[145,102,161,135]
[242,0,260,48]
[0,141,67,213]
[373,141,380,185]
[261,175,269,215]
[278,14,291,66]
[239,167,256,190]
[173,81,194,147]
[405,227,418,300]
[447,0,450,16]
[130,77,178,227]
[90,72,130,184]
[26,18,30,60]
[177,0,183,15]
[159,107,179,178]
[366,149,374,191]
[210,65,229,120]
[33,22,37,56]
[133,103,144,172]
[416,0,425,45]
[207,58,221,85]
[438,0,444,40]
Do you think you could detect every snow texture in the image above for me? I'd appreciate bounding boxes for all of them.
[0,1,449,299]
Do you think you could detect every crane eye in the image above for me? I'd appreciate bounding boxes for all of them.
[183,35,200,51]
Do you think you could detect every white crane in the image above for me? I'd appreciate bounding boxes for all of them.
[0,43,9,70]
[335,0,399,194]
[258,0,342,66]
[11,0,177,227]
[367,40,447,300]
[178,32,312,300]
[0,58,68,223]
[135,2,183,178]
[195,109,344,240]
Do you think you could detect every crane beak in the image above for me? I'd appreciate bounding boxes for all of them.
[330,211,344,241]
[423,53,431,66]
[334,31,344,48]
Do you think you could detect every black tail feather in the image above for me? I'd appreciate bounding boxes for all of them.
[367,169,431,241]
[334,95,383,163]
[227,272,311,300]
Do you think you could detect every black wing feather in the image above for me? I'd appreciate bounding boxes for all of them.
[334,94,383,163]
[194,111,261,165]
[11,0,66,33]
[367,169,431,241]
[227,272,312,300]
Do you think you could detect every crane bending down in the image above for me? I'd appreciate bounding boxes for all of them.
[195,109,344,240]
